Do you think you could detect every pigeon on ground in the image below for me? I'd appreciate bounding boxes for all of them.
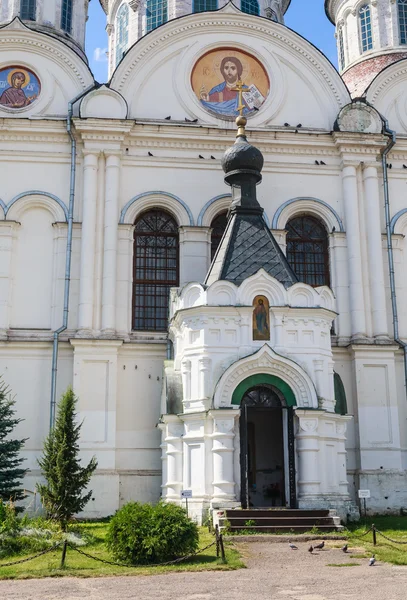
[289,541,298,550]
[369,554,376,566]
[308,545,314,554]
[314,541,325,550]
[341,544,348,553]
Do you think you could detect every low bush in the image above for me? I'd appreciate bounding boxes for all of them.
[106,501,199,565]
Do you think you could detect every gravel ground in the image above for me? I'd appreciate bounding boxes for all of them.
[0,540,406,600]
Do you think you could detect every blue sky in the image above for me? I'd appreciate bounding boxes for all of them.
[86,2,337,83]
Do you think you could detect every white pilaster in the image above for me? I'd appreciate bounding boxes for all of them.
[163,416,184,501]
[179,226,212,285]
[362,165,388,339]
[209,410,237,503]
[78,151,99,333]
[101,152,121,334]
[0,221,20,337]
[342,164,367,339]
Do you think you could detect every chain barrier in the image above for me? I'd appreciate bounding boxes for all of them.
[0,542,62,568]
[343,525,373,539]
[375,529,407,545]
[66,539,218,568]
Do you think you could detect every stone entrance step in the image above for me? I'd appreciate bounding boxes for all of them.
[221,508,343,532]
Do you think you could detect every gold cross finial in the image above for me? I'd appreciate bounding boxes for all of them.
[231,79,246,116]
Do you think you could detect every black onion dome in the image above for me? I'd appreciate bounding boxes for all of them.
[221,117,263,183]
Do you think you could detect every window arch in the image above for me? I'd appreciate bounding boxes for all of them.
[241,0,259,16]
[193,0,217,12]
[133,210,179,331]
[359,4,373,52]
[61,0,73,33]
[398,0,407,44]
[116,3,129,66]
[146,0,168,32]
[20,0,36,20]
[338,25,345,70]
[286,215,330,287]
[210,211,228,261]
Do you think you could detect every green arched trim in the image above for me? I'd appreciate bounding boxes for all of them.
[231,374,297,407]
[334,372,348,415]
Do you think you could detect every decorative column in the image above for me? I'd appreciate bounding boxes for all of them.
[295,412,321,504]
[181,358,191,410]
[362,165,388,339]
[163,416,184,501]
[198,356,212,402]
[341,164,366,339]
[0,222,20,337]
[101,152,121,334]
[209,411,237,504]
[78,151,99,333]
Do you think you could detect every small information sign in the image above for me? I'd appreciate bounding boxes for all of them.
[181,490,192,498]
[358,489,371,499]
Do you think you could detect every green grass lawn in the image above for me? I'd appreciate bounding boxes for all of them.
[340,516,407,566]
[0,523,244,580]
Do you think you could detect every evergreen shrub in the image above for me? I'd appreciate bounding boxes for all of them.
[106,501,199,565]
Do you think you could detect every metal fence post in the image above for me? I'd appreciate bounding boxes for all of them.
[372,524,377,546]
[215,524,220,558]
[219,533,226,564]
[60,540,68,568]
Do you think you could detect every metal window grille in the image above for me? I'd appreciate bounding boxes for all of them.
[146,0,168,33]
[132,210,179,332]
[359,4,373,52]
[241,0,259,16]
[116,3,129,66]
[20,0,36,20]
[399,0,407,44]
[210,211,228,262]
[61,0,73,33]
[193,0,217,12]
[286,215,330,287]
[338,26,345,70]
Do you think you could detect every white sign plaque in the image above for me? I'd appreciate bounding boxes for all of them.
[358,489,371,499]
[181,490,192,498]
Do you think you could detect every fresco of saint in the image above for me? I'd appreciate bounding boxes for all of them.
[0,67,41,109]
[191,48,269,119]
[253,295,270,341]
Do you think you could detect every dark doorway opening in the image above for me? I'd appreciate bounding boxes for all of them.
[240,385,296,509]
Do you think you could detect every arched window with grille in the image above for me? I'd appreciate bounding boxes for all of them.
[61,0,73,33]
[338,25,345,70]
[193,0,217,12]
[210,211,228,262]
[241,0,259,16]
[398,0,407,44]
[133,210,179,331]
[359,4,373,52]
[146,0,168,32]
[286,215,330,287]
[116,3,129,66]
[20,0,36,20]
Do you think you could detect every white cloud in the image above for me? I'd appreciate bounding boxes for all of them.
[93,47,108,62]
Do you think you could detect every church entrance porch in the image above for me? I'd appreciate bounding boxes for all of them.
[240,385,296,509]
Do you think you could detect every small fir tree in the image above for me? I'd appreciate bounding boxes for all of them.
[37,387,97,530]
[0,379,27,510]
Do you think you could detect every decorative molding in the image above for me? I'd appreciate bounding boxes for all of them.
[390,208,407,234]
[3,191,68,222]
[119,191,194,226]
[272,197,345,232]
[213,344,318,410]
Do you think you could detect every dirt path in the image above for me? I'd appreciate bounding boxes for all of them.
[0,541,406,600]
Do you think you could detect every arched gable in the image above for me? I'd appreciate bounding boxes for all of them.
[365,58,407,134]
[213,344,318,409]
[0,18,94,119]
[109,4,350,128]
[119,191,194,225]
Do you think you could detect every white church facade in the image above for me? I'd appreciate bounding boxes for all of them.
[0,0,407,521]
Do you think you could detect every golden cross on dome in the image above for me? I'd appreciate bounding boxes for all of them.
[231,79,246,116]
